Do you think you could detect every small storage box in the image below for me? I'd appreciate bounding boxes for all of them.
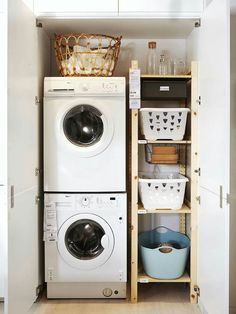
[141,80,188,100]
[139,172,188,210]
[145,144,179,164]
[139,226,190,279]
[140,108,190,141]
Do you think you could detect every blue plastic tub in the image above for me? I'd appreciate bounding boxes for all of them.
[139,226,190,279]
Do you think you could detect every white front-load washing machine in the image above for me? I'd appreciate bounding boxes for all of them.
[44,193,127,298]
[44,77,126,192]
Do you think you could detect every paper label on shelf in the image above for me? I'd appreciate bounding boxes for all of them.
[160,86,170,92]
[138,139,147,144]
[139,278,149,283]
[138,209,147,214]
[129,68,141,99]
[129,98,141,109]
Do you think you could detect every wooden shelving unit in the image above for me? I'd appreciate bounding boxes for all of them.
[138,203,191,214]
[138,271,191,283]
[138,139,191,144]
[141,74,192,79]
[131,62,199,303]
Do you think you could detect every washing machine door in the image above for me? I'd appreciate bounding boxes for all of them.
[58,214,114,270]
[62,104,114,157]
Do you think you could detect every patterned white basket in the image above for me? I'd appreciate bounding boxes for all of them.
[140,108,190,140]
[139,172,189,210]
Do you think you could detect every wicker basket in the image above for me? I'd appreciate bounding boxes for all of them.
[54,33,122,77]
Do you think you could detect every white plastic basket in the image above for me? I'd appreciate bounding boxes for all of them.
[140,108,190,140]
[139,172,189,210]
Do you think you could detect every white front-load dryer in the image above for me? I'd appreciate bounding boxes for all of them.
[43,77,126,192]
[44,193,127,298]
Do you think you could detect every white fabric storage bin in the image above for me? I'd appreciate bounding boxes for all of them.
[140,108,190,140]
[139,172,189,210]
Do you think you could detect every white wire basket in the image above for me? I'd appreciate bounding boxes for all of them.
[139,172,189,210]
[140,108,190,140]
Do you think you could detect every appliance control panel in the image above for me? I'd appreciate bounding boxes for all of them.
[44,77,125,96]
[76,194,119,209]
[102,81,121,93]
[77,81,125,95]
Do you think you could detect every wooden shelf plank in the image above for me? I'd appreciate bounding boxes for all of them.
[141,74,191,79]
[138,203,191,214]
[138,139,191,145]
[138,271,191,283]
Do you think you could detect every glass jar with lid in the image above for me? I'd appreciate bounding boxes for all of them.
[146,41,158,75]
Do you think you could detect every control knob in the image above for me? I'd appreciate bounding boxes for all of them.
[81,197,90,207]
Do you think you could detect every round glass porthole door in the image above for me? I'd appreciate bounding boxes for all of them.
[57,214,114,270]
[65,219,105,260]
[63,105,104,147]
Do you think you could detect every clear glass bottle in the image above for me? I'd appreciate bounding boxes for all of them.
[161,50,172,74]
[146,41,158,75]
[159,54,168,75]
[173,58,186,75]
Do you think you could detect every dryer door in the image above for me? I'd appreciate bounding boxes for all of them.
[58,213,114,270]
[62,104,114,157]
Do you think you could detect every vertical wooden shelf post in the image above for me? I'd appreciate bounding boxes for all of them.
[131,109,138,303]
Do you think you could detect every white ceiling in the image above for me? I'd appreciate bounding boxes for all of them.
[39,18,197,39]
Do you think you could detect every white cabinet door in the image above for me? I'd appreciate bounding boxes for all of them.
[34,0,118,17]
[7,0,40,313]
[198,0,230,196]
[197,0,230,313]
[0,10,7,301]
[119,0,203,17]
[198,188,229,314]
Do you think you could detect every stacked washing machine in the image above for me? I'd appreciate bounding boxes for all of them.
[43,77,127,298]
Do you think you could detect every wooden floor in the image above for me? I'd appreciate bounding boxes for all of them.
[30,284,201,314]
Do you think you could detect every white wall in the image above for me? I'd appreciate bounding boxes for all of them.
[21,0,34,11]
[186,27,200,67]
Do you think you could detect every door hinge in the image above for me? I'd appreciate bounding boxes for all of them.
[196,196,201,205]
[10,185,14,208]
[194,19,201,28]
[36,284,44,297]
[35,96,40,105]
[226,193,231,205]
[226,193,236,205]
[35,168,41,176]
[36,19,43,28]
[35,195,41,205]
[194,168,201,176]
[196,96,201,105]
[194,285,200,297]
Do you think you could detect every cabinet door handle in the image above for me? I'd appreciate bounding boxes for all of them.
[10,185,14,208]
[219,185,223,209]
